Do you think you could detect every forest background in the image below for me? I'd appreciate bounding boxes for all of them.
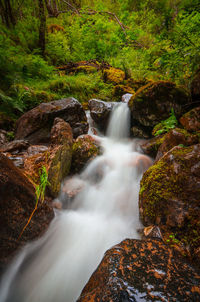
[0,0,200,122]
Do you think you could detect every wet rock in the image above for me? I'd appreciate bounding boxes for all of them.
[155,128,199,161]
[27,145,49,156]
[88,99,114,132]
[139,144,200,265]
[15,97,88,143]
[180,106,200,132]
[143,225,163,240]
[24,118,73,197]
[191,68,200,101]
[59,177,85,207]
[103,67,125,84]
[0,153,54,271]
[128,81,190,131]
[131,125,150,139]
[78,239,200,302]
[71,134,100,173]
[0,129,8,146]
[140,134,166,158]
[0,139,30,152]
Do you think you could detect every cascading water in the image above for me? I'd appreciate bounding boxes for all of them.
[0,103,152,302]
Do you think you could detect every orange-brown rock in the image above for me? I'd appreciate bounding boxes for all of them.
[155,128,199,161]
[78,239,200,302]
[179,106,200,132]
[0,153,54,272]
[15,97,88,143]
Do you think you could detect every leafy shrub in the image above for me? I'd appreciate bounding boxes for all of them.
[153,109,178,136]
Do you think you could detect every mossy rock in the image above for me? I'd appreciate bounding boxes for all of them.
[128,81,190,129]
[155,128,199,161]
[140,134,166,157]
[180,106,200,132]
[103,67,125,84]
[71,134,100,173]
[139,144,200,264]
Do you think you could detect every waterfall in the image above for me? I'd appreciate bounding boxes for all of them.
[0,103,152,302]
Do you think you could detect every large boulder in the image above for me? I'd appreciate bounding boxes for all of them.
[139,144,200,264]
[78,239,200,301]
[88,99,114,132]
[180,106,200,132]
[24,118,73,197]
[128,81,190,133]
[71,134,100,173]
[0,153,54,271]
[15,97,88,144]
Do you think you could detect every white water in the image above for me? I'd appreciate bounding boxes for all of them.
[0,103,152,302]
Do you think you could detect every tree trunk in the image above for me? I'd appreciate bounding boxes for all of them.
[0,0,16,27]
[38,0,46,56]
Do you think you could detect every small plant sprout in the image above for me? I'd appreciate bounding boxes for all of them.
[18,166,50,240]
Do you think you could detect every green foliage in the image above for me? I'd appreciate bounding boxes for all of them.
[154,109,178,136]
[35,166,50,206]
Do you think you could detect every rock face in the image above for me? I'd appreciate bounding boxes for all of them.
[15,97,88,143]
[180,106,200,132]
[155,128,199,161]
[139,144,200,264]
[0,130,8,146]
[128,81,190,134]
[78,239,200,302]
[71,134,100,173]
[24,118,73,197]
[0,153,54,271]
[88,99,114,132]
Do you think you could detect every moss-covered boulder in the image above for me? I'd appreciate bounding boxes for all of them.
[71,134,100,173]
[24,118,73,197]
[139,144,200,264]
[128,81,190,133]
[78,239,200,302]
[155,128,199,161]
[15,97,88,143]
[103,67,125,84]
[180,106,200,132]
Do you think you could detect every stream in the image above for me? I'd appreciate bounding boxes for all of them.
[0,102,152,302]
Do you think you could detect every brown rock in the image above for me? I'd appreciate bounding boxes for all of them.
[78,239,200,302]
[0,139,30,152]
[155,128,199,161]
[139,144,200,265]
[15,97,88,143]
[180,107,200,132]
[0,153,54,271]
[140,134,166,157]
[71,134,100,173]
[23,118,73,197]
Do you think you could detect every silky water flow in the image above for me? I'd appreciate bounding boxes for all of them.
[0,102,152,302]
